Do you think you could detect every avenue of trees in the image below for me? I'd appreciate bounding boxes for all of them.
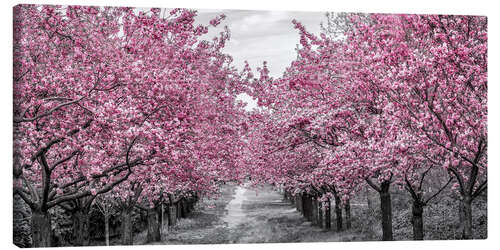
[243,13,486,241]
[13,5,247,247]
[13,5,487,247]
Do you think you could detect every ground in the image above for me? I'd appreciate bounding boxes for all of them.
[140,184,374,245]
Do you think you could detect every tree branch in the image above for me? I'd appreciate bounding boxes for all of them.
[472,180,487,199]
[468,138,484,195]
[46,158,142,208]
[365,177,381,192]
[424,177,453,205]
[418,165,433,191]
[14,96,86,123]
[50,150,80,172]
[14,187,35,209]
[404,173,419,201]
[31,119,92,162]
[448,165,466,196]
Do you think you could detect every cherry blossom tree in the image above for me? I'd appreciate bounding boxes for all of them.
[13,5,247,247]
[341,13,487,239]
[244,13,486,241]
[13,5,147,246]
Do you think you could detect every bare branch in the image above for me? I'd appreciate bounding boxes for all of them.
[472,180,487,199]
[46,158,141,208]
[365,177,381,192]
[424,177,453,205]
[14,96,86,123]
[50,150,80,172]
[14,187,35,209]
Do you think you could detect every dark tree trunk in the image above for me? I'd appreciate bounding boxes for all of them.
[334,196,343,232]
[302,194,313,221]
[301,194,307,218]
[345,199,351,230]
[178,201,182,218]
[121,210,133,245]
[146,208,161,243]
[325,198,331,230]
[169,205,177,226]
[379,181,393,241]
[73,209,90,246]
[186,200,190,213]
[176,202,181,218]
[311,197,319,226]
[189,198,195,212]
[411,200,424,240]
[31,209,52,248]
[460,196,473,239]
[181,199,188,218]
[296,195,303,213]
[318,201,324,228]
[166,204,171,227]
[166,204,170,227]
[158,203,164,238]
[289,192,296,205]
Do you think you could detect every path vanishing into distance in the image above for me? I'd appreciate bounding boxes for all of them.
[143,184,368,245]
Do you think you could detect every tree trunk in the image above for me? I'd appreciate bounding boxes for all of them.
[311,197,319,226]
[121,210,133,245]
[303,194,313,221]
[411,200,424,240]
[166,204,171,227]
[460,196,473,239]
[186,200,191,214]
[159,203,164,238]
[176,202,181,218]
[146,208,161,243]
[318,201,324,228]
[367,187,373,211]
[289,192,296,205]
[301,195,305,214]
[181,199,188,218]
[169,205,177,226]
[379,182,393,241]
[73,209,90,246]
[104,213,110,246]
[345,199,351,230]
[325,198,331,230]
[31,209,52,248]
[178,200,183,218]
[334,195,343,231]
[296,195,302,213]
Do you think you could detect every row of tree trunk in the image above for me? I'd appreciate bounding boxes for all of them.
[285,180,481,242]
[284,191,351,232]
[118,196,198,245]
[25,195,198,247]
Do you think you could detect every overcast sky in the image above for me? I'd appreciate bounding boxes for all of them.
[189,9,326,110]
[194,9,325,77]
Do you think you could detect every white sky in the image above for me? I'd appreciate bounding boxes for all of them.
[195,9,325,77]
[193,9,326,110]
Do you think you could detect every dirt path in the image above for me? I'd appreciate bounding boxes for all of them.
[150,184,366,245]
[220,184,317,243]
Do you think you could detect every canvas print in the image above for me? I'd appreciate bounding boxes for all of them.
[12,4,487,247]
